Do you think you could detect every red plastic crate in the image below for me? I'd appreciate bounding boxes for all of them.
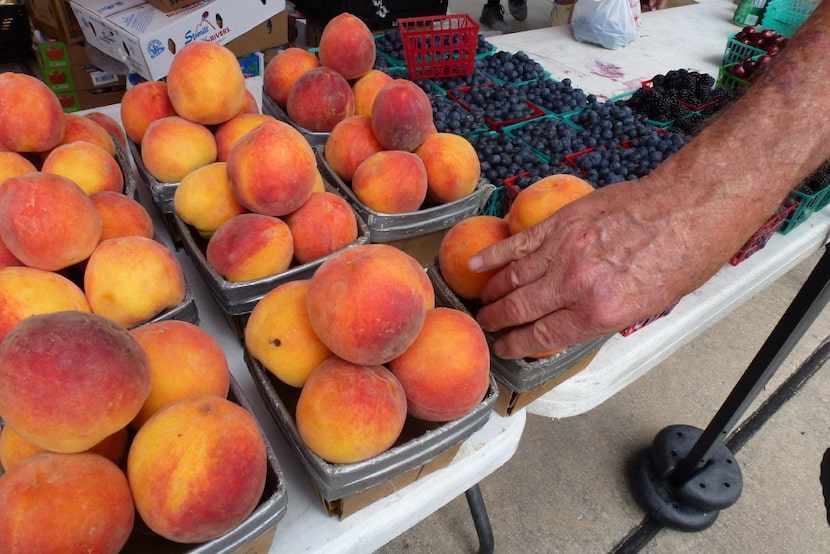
[398,14,479,80]
[729,201,798,265]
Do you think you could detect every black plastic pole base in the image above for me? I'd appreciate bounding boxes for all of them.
[631,425,744,532]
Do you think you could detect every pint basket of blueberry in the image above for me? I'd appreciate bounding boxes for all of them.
[397,14,480,80]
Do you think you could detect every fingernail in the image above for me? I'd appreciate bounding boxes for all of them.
[468,255,483,272]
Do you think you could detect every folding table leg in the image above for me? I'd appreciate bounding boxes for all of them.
[465,484,494,554]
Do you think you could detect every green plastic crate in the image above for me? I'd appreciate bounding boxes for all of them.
[722,33,767,66]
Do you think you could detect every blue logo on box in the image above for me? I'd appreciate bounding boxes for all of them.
[147,39,164,59]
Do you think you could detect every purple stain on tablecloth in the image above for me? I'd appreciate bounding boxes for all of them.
[591,60,625,80]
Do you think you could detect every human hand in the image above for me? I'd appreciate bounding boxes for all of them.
[642,0,669,10]
[469,177,724,359]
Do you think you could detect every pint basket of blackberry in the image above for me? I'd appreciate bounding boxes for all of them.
[729,201,798,265]
[397,14,480,80]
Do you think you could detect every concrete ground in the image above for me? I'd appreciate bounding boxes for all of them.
[376,1,830,553]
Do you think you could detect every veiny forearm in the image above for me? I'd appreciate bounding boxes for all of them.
[637,3,830,290]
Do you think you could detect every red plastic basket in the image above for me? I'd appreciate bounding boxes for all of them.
[729,201,798,265]
[397,14,479,80]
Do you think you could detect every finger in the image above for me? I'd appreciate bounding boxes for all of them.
[476,273,566,333]
[477,227,555,304]
[468,224,544,274]
[490,308,605,359]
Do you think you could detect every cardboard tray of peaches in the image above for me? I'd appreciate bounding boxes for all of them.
[315,147,495,243]
[0,375,288,554]
[244,349,498,500]
[426,260,611,392]
[172,180,371,318]
[128,139,177,214]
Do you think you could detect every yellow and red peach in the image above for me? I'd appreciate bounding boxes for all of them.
[352,69,393,117]
[283,191,359,264]
[389,307,491,421]
[507,173,595,235]
[173,161,247,238]
[324,114,384,182]
[166,41,247,126]
[0,425,129,470]
[51,113,116,156]
[83,236,187,328]
[41,141,124,195]
[244,280,333,388]
[0,452,135,553]
[371,79,434,152]
[263,47,320,106]
[0,72,65,153]
[351,150,429,213]
[84,111,128,149]
[214,112,273,162]
[306,244,429,365]
[286,66,355,133]
[296,356,407,463]
[438,215,511,300]
[129,320,230,429]
[415,132,481,203]
[140,115,217,183]
[226,119,317,216]
[318,12,376,80]
[0,172,102,271]
[127,395,267,543]
[119,80,176,145]
[0,311,151,452]
[0,151,37,183]
[89,191,155,241]
[206,213,294,282]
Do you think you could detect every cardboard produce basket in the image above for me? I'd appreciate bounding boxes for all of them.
[245,350,498,518]
[426,260,610,415]
[315,147,494,244]
[261,92,330,147]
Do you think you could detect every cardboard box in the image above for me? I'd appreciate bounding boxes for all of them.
[145,0,201,13]
[72,0,285,80]
[26,0,85,44]
[493,346,601,416]
[54,85,126,112]
[225,9,288,57]
[33,37,92,68]
[68,0,146,59]
[40,62,125,92]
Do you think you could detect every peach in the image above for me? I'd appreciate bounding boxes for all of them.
[129,320,230,429]
[0,425,129,470]
[312,167,325,193]
[283,191,359,264]
[84,236,187,328]
[41,141,124,195]
[84,111,128,148]
[389,307,491,421]
[286,66,355,132]
[166,41,247,125]
[508,173,594,235]
[0,265,91,343]
[240,88,259,114]
[89,190,155,241]
[0,72,65,153]
[227,119,316,216]
[140,115,217,183]
[318,12,376,80]
[0,151,37,182]
[307,244,429,365]
[0,172,102,271]
[296,356,407,463]
[206,213,294,282]
[244,280,332,388]
[371,79,434,152]
[51,113,116,156]
[127,395,267,544]
[0,239,22,268]
[0,311,151,452]
[0,452,134,553]
[415,132,481,203]
[352,150,428,213]
[324,114,384,181]
[173,161,247,238]
[263,46,320,106]
[352,69,393,116]
[120,80,176,144]
[438,215,511,300]
[214,112,273,162]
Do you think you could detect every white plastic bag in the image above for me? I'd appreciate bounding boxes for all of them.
[571,0,641,50]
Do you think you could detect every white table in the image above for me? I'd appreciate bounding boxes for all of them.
[487,0,830,418]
